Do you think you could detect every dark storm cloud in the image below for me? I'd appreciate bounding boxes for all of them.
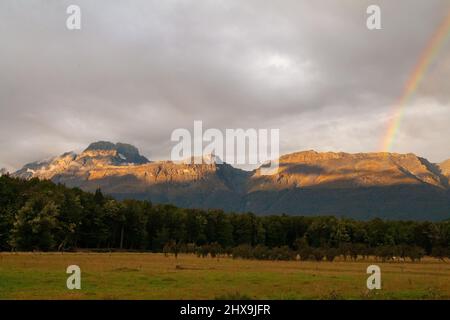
[0,0,449,171]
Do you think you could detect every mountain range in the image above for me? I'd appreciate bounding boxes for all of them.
[10,141,450,220]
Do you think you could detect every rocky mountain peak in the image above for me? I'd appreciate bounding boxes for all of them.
[84,141,117,152]
[12,141,150,180]
[82,141,149,165]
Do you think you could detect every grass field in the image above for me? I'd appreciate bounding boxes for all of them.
[0,253,449,300]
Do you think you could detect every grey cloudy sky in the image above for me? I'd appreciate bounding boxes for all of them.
[0,0,449,171]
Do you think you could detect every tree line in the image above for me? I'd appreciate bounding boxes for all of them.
[0,175,449,261]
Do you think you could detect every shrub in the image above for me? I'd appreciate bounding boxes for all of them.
[312,248,325,262]
[209,242,222,258]
[325,247,339,262]
[407,246,425,262]
[252,245,270,260]
[269,246,295,261]
[431,246,448,261]
[231,244,253,259]
[298,246,313,261]
[374,245,394,262]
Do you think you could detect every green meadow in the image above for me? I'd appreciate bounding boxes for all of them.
[0,253,449,300]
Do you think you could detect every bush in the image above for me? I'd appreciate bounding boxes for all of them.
[298,246,313,261]
[339,243,352,261]
[196,244,210,258]
[209,242,222,258]
[374,245,394,262]
[431,246,449,261]
[325,247,339,262]
[269,246,295,261]
[231,244,253,259]
[312,248,325,262]
[407,246,425,262]
[252,245,270,260]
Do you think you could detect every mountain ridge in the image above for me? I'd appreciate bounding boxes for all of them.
[11,141,450,220]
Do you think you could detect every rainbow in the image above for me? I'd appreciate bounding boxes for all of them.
[381,10,450,152]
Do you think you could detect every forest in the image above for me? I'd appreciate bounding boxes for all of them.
[0,175,449,262]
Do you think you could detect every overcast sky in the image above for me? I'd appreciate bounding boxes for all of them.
[0,0,449,171]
